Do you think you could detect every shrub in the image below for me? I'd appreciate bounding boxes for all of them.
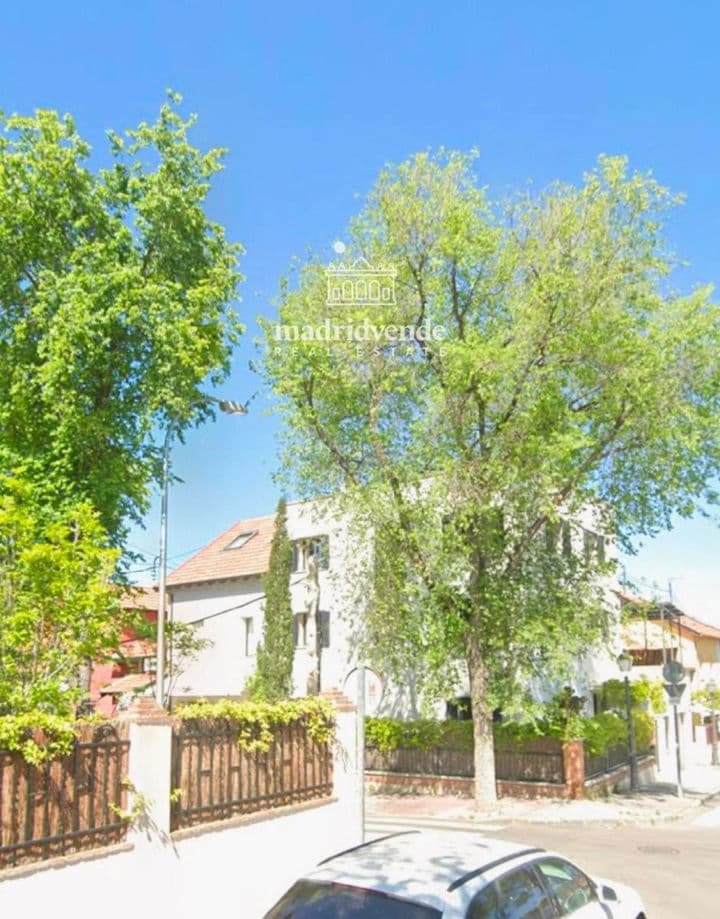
[597,675,666,715]
[365,708,651,759]
[176,696,335,751]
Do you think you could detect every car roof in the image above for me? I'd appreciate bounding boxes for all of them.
[308,832,542,913]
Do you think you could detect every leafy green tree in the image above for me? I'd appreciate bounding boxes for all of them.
[130,615,212,700]
[262,151,720,801]
[598,675,667,715]
[0,93,243,544]
[248,499,294,701]
[0,467,125,715]
[692,684,720,711]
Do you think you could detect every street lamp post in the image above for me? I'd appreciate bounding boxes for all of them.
[617,652,639,791]
[663,659,686,798]
[708,680,719,767]
[155,397,247,708]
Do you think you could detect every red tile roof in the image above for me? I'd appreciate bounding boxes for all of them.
[121,586,162,612]
[99,673,153,695]
[118,637,156,658]
[617,589,720,642]
[167,513,276,587]
[677,614,720,640]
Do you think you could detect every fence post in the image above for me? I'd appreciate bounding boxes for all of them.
[322,692,361,837]
[119,697,173,840]
[562,740,585,799]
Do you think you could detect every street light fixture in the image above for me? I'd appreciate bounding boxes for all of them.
[617,652,639,791]
[155,396,248,708]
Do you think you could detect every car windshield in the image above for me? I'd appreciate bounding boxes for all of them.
[264,880,442,918]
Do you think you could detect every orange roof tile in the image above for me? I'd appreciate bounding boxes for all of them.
[118,638,156,658]
[99,673,153,695]
[121,586,162,612]
[167,513,276,587]
[677,613,720,640]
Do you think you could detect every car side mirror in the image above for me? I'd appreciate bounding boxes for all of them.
[601,885,618,901]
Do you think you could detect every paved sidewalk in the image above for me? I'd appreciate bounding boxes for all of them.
[367,769,720,827]
[367,756,720,827]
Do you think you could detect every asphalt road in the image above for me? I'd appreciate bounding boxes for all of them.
[489,821,717,919]
[366,816,719,918]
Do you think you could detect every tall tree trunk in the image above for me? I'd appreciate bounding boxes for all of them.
[466,633,497,804]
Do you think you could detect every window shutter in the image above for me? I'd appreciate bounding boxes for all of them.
[561,521,573,558]
[319,610,330,648]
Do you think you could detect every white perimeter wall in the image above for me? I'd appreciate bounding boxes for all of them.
[0,708,362,919]
[0,799,360,919]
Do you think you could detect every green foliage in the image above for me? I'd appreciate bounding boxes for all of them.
[247,498,294,702]
[691,685,720,711]
[576,712,628,756]
[631,710,655,752]
[367,707,654,758]
[537,686,587,741]
[133,617,211,698]
[262,148,720,800]
[0,711,79,764]
[597,675,667,715]
[0,468,127,715]
[0,94,244,543]
[365,716,474,752]
[176,696,335,752]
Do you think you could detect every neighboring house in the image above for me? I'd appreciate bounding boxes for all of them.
[618,590,720,764]
[90,587,158,716]
[164,497,626,717]
[166,501,357,705]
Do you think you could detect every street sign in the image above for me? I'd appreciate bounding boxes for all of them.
[663,660,685,684]
[664,681,686,706]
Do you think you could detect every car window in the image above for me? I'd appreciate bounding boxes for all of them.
[467,868,558,919]
[263,880,442,919]
[532,859,597,915]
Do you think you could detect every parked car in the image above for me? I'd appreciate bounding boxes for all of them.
[263,831,646,918]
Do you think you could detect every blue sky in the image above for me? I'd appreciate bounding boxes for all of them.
[2,2,718,621]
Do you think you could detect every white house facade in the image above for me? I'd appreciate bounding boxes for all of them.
[166,500,360,704]
[163,495,637,719]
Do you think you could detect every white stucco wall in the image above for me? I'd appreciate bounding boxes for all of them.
[170,578,265,697]
[0,798,360,919]
[167,498,363,701]
[165,494,627,718]
[0,708,362,919]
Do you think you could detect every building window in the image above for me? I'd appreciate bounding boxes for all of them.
[319,610,331,649]
[308,536,329,570]
[291,536,329,572]
[561,521,573,558]
[582,528,607,564]
[630,648,664,666]
[544,520,560,553]
[446,696,472,721]
[291,541,304,572]
[242,616,254,656]
[225,531,254,550]
[293,613,308,648]
[596,533,606,563]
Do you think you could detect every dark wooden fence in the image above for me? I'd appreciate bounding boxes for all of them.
[366,737,565,785]
[494,738,564,784]
[583,743,630,780]
[0,722,129,869]
[171,717,334,831]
